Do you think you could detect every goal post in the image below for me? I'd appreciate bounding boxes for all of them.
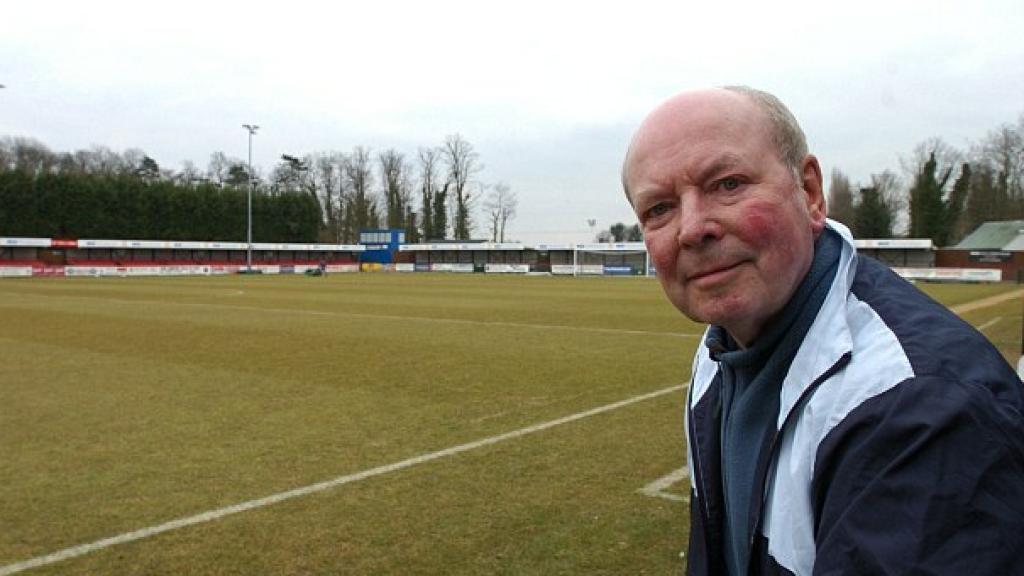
[573,242,650,277]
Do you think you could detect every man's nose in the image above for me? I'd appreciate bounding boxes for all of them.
[676,195,721,248]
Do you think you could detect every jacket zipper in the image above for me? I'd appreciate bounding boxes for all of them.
[742,351,852,574]
[687,368,721,570]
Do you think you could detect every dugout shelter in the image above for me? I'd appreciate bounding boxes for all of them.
[397,241,528,272]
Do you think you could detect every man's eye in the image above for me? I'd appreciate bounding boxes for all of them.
[645,203,670,219]
[719,177,740,191]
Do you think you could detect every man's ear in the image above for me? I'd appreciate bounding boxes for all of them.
[800,154,827,234]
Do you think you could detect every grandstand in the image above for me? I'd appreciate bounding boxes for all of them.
[0,237,363,277]
[0,232,1010,281]
[397,241,648,275]
[855,238,934,267]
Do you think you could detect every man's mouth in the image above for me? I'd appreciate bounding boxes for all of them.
[687,261,744,283]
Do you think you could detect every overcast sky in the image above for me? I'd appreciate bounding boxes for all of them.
[3,0,1022,243]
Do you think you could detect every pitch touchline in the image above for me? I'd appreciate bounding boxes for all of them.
[6,292,701,340]
[0,384,686,575]
[290,307,698,339]
[950,288,1024,315]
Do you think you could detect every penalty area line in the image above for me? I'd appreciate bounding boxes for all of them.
[0,384,686,575]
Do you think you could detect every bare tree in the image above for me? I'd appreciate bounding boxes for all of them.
[483,183,499,242]
[8,137,58,174]
[484,181,517,242]
[207,151,243,186]
[379,149,412,231]
[0,136,14,171]
[311,152,346,243]
[959,119,1024,233]
[902,138,961,179]
[81,145,130,175]
[271,154,314,196]
[965,164,1002,235]
[176,160,204,186]
[68,149,92,173]
[417,147,443,240]
[344,146,377,237]
[121,148,147,176]
[442,134,481,240]
[979,122,1024,213]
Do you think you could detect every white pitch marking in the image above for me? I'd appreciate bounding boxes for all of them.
[975,316,1002,332]
[0,384,686,575]
[196,303,699,339]
[6,292,700,340]
[200,289,245,298]
[638,467,690,503]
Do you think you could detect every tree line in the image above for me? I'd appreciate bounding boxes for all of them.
[828,113,1024,245]
[0,170,320,242]
[0,134,518,244]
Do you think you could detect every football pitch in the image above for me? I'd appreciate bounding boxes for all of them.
[1,274,1020,575]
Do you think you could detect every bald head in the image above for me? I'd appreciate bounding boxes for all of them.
[622,86,809,203]
[619,86,826,346]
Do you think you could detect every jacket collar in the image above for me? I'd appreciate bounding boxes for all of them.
[776,220,856,427]
[691,219,858,426]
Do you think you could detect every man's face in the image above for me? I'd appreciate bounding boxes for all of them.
[625,90,825,346]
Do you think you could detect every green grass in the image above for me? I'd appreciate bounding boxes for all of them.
[915,282,1023,361]
[0,274,1019,575]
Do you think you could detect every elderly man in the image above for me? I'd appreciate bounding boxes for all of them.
[623,87,1024,576]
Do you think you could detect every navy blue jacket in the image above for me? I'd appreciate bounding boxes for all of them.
[685,221,1024,575]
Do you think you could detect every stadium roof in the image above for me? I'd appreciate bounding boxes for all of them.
[953,220,1024,251]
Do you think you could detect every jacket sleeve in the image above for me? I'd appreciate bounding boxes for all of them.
[810,375,1024,576]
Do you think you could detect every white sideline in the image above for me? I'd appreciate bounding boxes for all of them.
[0,384,686,575]
[8,292,700,340]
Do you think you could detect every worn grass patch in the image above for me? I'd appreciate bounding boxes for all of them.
[0,274,1018,574]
